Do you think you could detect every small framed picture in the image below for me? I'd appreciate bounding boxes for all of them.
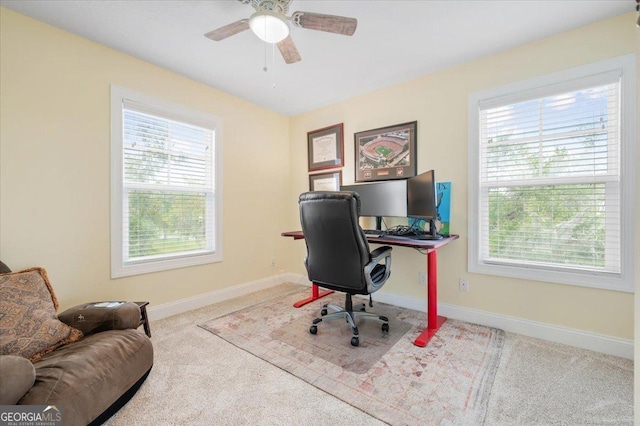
[307,123,344,172]
[354,121,417,182]
[309,170,342,192]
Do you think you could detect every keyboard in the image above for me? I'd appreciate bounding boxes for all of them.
[385,227,444,240]
[363,229,384,237]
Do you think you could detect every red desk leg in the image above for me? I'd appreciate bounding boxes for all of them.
[413,249,447,347]
[293,284,334,308]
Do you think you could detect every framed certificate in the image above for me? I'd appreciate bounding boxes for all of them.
[309,171,342,192]
[307,123,344,172]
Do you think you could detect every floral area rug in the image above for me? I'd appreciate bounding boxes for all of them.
[200,288,504,425]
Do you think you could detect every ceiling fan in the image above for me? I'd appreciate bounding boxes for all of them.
[204,0,357,64]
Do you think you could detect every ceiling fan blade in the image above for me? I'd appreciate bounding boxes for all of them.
[277,35,301,64]
[292,12,357,36]
[204,19,250,41]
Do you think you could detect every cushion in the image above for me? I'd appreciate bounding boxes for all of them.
[0,267,83,362]
[21,329,153,426]
[0,355,36,404]
[58,302,141,335]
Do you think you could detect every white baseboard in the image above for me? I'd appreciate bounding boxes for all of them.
[147,272,633,359]
[146,273,299,322]
[373,289,633,359]
[374,291,428,313]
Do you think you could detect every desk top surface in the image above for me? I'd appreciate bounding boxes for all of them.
[281,230,458,250]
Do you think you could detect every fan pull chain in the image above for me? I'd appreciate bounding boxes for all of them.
[263,16,268,72]
[263,40,268,72]
[272,42,276,88]
[262,41,276,89]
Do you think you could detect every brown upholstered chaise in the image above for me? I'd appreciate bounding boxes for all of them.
[0,261,153,425]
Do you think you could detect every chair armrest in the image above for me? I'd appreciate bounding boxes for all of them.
[370,246,392,264]
[58,302,141,336]
[365,246,393,293]
[0,355,35,404]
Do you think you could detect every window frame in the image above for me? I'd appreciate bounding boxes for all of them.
[467,54,636,292]
[110,85,223,278]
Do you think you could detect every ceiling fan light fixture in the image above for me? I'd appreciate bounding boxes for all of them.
[249,11,289,43]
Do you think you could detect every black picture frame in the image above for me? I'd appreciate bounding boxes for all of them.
[307,123,344,172]
[354,121,417,182]
[308,170,342,192]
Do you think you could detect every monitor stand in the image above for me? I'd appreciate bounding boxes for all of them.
[404,218,443,240]
[375,216,382,231]
[416,219,443,240]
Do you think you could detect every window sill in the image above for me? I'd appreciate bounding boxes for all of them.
[469,261,633,293]
[111,251,222,278]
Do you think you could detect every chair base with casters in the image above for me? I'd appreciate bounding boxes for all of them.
[309,293,389,347]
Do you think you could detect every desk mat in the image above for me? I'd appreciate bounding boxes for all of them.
[201,288,504,425]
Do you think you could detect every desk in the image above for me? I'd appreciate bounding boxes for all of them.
[281,231,458,347]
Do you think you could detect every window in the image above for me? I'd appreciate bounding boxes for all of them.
[468,55,635,292]
[111,86,223,278]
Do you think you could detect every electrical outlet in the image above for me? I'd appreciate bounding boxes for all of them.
[270,257,276,267]
[418,272,427,285]
[459,278,469,292]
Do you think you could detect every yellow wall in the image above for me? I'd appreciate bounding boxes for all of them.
[0,8,292,310]
[287,12,637,341]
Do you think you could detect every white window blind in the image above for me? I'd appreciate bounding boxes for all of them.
[468,55,635,292]
[123,102,215,262]
[479,75,620,274]
[111,86,223,278]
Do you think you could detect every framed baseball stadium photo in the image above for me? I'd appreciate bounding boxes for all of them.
[354,121,417,182]
[307,123,344,172]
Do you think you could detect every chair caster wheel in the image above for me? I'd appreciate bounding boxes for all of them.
[309,325,318,335]
[382,323,389,332]
[321,309,327,316]
[351,336,359,347]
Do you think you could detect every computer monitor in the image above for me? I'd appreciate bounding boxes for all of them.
[407,170,441,238]
[340,180,407,229]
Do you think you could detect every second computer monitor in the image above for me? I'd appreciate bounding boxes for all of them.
[340,180,407,218]
[407,170,437,220]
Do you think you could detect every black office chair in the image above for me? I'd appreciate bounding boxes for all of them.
[299,191,393,347]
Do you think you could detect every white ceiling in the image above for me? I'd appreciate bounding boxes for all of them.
[1,1,632,116]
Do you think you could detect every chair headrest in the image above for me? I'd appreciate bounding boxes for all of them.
[299,191,356,202]
[299,191,360,215]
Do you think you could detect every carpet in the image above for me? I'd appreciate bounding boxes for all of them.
[201,289,505,425]
[484,332,635,425]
